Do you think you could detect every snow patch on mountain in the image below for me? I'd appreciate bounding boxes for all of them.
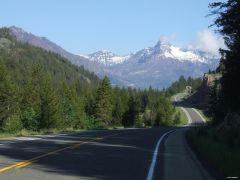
[164,46,206,63]
[88,50,130,66]
[79,40,217,67]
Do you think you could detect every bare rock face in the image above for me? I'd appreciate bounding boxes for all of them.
[186,73,222,109]
[202,73,222,89]
[201,73,221,105]
[0,38,12,48]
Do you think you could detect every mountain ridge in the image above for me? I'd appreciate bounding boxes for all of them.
[9,26,219,89]
[87,40,218,66]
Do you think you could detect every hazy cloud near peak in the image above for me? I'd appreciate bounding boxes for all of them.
[159,34,177,44]
[190,29,225,56]
[159,30,225,56]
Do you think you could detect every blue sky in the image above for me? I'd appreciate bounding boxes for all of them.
[1,0,221,55]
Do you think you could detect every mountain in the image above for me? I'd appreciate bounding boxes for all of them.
[9,26,105,75]
[87,50,130,66]
[95,41,219,88]
[0,27,100,89]
[9,26,219,89]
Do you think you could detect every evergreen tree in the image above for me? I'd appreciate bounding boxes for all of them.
[0,28,179,132]
[123,95,140,127]
[61,83,76,129]
[40,75,60,130]
[134,113,143,128]
[155,108,165,126]
[216,55,226,73]
[69,84,87,129]
[173,112,181,125]
[166,76,202,95]
[154,96,174,126]
[94,76,112,128]
[112,96,124,126]
[0,63,21,132]
[21,64,43,130]
[210,0,240,121]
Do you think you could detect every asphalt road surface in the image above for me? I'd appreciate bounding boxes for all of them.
[0,94,213,180]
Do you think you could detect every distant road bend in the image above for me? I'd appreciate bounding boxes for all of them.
[0,95,213,180]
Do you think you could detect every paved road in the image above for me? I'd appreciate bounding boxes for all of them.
[0,94,214,180]
[163,94,214,180]
[174,93,206,125]
[0,128,175,180]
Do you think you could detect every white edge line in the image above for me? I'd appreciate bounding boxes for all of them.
[174,96,192,125]
[146,129,175,180]
[181,107,192,125]
[191,108,206,123]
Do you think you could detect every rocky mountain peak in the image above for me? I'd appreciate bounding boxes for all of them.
[88,50,130,66]
[8,26,219,89]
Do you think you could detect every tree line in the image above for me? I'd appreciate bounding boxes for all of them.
[166,75,202,96]
[0,28,180,133]
[208,0,240,126]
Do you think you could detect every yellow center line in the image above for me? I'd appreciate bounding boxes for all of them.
[0,132,124,173]
[16,161,33,169]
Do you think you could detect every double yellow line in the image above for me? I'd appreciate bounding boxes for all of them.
[0,132,123,173]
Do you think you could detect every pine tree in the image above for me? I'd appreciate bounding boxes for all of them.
[173,112,181,125]
[210,0,240,120]
[112,96,124,126]
[61,83,75,129]
[0,62,21,132]
[21,64,43,130]
[134,113,143,128]
[123,95,140,127]
[40,75,60,130]
[154,96,174,126]
[94,76,112,128]
[69,83,87,129]
[216,55,226,73]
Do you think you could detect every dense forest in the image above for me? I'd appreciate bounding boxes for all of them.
[208,0,240,126]
[166,75,202,96]
[0,28,181,133]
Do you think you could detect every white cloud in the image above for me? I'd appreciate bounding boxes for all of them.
[159,34,177,44]
[190,29,225,56]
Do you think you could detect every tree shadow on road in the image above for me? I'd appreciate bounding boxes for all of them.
[0,128,170,180]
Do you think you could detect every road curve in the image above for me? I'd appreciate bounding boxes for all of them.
[162,94,214,180]
[0,128,175,180]
[0,94,213,180]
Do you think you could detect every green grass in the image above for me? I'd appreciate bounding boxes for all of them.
[187,129,240,178]
[0,126,128,139]
[0,128,87,139]
[175,107,188,126]
[108,126,124,130]
[0,132,19,138]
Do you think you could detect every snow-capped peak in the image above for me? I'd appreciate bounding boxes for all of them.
[88,50,130,66]
[163,46,207,63]
[147,40,215,63]
[78,40,217,66]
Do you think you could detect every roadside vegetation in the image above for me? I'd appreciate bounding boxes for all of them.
[187,1,240,178]
[0,28,186,137]
[174,107,188,126]
[187,127,240,177]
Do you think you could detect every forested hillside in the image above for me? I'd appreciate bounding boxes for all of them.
[0,28,179,134]
[166,75,202,95]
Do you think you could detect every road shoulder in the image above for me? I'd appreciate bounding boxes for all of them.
[162,129,214,180]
